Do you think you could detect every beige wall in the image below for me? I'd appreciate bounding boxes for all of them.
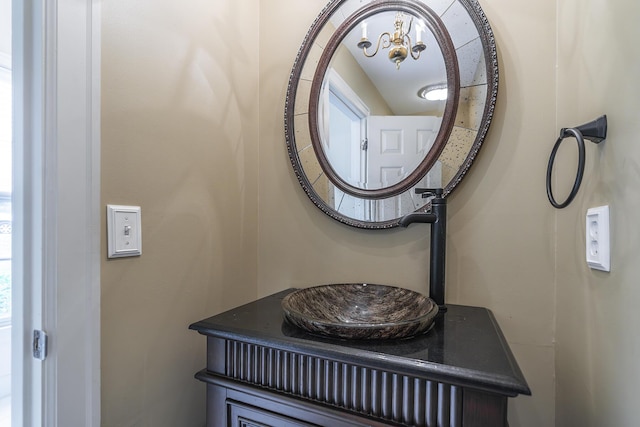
[101,0,259,425]
[101,0,640,426]
[332,42,394,115]
[259,0,556,426]
[555,1,640,426]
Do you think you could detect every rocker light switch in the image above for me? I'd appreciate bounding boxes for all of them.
[586,205,610,272]
[107,205,142,258]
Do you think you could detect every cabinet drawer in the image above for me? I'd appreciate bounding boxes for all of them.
[228,400,319,427]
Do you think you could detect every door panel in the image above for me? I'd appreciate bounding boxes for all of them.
[368,115,442,220]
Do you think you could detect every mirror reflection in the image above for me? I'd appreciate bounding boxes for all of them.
[318,10,448,192]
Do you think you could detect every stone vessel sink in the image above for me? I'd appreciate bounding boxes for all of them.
[281,283,439,340]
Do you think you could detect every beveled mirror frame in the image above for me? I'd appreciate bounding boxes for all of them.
[285,0,498,229]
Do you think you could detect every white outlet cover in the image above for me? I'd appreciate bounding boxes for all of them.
[586,205,610,272]
[107,205,142,258]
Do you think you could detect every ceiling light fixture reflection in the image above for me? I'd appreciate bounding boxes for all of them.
[418,84,448,101]
[358,12,426,70]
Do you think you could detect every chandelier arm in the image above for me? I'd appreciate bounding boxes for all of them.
[362,32,391,58]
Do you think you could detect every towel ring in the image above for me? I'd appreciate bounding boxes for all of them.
[546,115,608,209]
[546,128,585,209]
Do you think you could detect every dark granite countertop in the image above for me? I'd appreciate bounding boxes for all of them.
[190,289,530,397]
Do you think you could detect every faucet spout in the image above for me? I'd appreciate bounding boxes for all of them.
[399,212,437,227]
[398,189,447,314]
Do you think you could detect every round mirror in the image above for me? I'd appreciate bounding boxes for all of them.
[285,0,498,228]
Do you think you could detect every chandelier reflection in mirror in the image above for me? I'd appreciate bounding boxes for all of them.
[357,12,426,70]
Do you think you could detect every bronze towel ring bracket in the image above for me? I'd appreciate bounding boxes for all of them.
[546,115,608,209]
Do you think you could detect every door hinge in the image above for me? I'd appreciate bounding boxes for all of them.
[33,329,48,360]
[361,139,368,151]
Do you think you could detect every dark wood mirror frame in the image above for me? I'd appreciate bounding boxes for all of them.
[285,0,498,229]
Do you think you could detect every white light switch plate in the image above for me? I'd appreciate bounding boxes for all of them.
[586,205,610,272]
[107,205,142,258]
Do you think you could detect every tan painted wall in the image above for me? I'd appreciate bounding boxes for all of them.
[555,1,640,426]
[101,0,640,426]
[332,42,394,115]
[258,0,556,426]
[101,1,259,425]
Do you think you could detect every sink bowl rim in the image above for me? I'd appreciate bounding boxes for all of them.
[281,283,439,339]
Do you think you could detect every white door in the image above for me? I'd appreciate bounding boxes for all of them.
[322,70,371,221]
[367,115,442,220]
[0,33,11,427]
[10,1,101,425]
[327,91,365,188]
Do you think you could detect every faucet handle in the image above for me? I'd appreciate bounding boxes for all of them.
[415,188,444,199]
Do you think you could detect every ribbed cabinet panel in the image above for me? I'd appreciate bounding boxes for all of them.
[224,340,462,427]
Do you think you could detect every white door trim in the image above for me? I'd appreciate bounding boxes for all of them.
[12,0,101,425]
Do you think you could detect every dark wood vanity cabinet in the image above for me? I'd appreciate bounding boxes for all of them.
[190,290,530,427]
